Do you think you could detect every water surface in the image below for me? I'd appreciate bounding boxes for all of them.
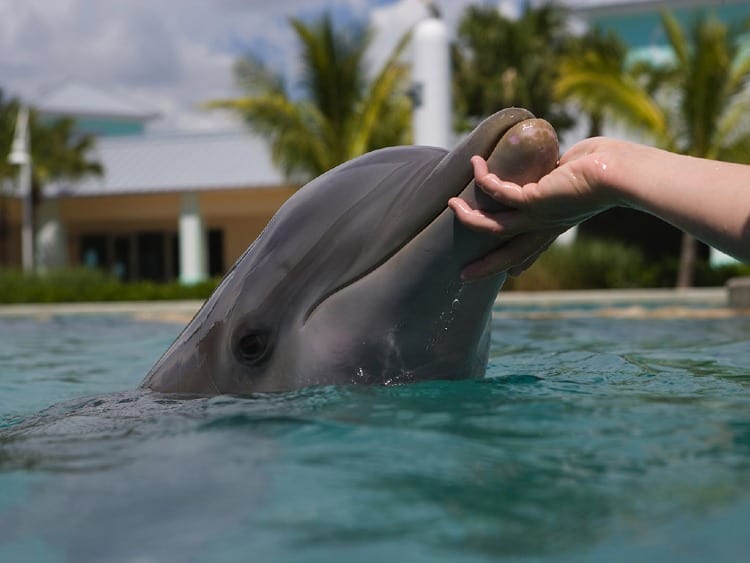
[1,307,749,562]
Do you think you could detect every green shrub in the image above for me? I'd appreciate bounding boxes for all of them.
[506,237,660,291]
[505,237,748,290]
[694,261,750,286]
[0,268,219,304]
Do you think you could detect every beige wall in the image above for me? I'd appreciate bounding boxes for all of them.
[197,188,297,263]
[0,186,299,273]
[59,186,297,273]
[61,193,177,266]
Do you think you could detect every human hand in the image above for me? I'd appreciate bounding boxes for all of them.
[449,137,625,280]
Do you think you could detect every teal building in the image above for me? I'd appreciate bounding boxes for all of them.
[35,81,159,137]
[568,0,750,53]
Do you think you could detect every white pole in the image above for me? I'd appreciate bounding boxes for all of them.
[35,198,67,272]
[412,14,452,148]
[20,155,33,272]
[179,191,207,285]
[8,106,34,273]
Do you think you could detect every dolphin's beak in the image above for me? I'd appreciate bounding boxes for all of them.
[413,109,558,221]
[463,117,559,213]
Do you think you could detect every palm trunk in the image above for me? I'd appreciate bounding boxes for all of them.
[0,196,7,265]
[587,112,603,137]
[676,232,696,288]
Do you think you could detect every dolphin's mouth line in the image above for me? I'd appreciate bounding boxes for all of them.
[302,197,457,324]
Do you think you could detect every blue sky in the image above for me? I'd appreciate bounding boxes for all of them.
[0,0,495,131]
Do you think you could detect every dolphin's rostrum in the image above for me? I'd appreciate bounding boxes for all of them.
[141,108,559,394]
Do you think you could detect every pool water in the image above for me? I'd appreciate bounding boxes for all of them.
[1,307,749,562]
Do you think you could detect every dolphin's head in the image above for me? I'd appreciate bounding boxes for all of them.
[141,108,558,394]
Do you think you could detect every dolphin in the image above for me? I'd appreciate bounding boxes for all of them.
[141,108,558,394]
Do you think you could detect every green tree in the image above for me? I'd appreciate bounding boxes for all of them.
[563,28,630,137]
[1,89,102,266]
[1,90,102,192]
[556,11,750,287]
[208,13,412,181]
[452,4,575,133]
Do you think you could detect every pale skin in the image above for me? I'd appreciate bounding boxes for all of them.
[448,137,750,280]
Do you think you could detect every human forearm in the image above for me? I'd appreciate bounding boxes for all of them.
[450,137,750,280]
[600,145,750,262]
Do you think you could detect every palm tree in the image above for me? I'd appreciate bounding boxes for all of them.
[556,12,750,287]
[29,114,102,190]
[1,89,101,267]
[563,29,630,138]
[207,13,412,181]
[1,90,101,192]
[452,4,576,134]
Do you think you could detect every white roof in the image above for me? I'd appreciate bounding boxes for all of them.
[35,81,158,121]
[46,130,286,197]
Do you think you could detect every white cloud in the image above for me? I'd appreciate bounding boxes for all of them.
[0,0,482,131]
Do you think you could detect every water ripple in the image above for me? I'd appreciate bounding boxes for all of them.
[0,312,749,562]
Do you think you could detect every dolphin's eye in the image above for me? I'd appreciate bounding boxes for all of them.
[235,331,271,365]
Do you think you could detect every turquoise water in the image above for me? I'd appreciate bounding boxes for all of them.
[1,307,749,562]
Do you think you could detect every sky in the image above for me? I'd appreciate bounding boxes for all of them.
[0,0,504,132]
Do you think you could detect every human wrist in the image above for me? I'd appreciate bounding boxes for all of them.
[579,150,623,212]
[586,141,659,211]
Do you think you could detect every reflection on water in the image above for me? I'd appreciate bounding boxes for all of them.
[0,311,749,562]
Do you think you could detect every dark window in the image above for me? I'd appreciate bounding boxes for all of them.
[0,201,10,265]
[112,236,132,281]
[170,233,180,281]
[137,232,166,282]
[208,229,224,277]
[80,234,109,269]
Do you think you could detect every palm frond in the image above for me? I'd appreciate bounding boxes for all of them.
[714,131,750,163]
[233,55,285,95]
[349,29,412,157]
[727,37,750,93]
[289,15,369,134]
[661,11,689,68]
[205,12,411,181]
[712,86,750,159]
[215,94,329,177]
[556,57,668,142]
[682,16,731,155]
[452,4,575,133]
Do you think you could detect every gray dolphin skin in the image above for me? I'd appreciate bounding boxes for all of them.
[141,108,559,394]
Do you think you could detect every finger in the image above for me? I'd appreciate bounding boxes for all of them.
[461,231,558,281]
[508,251,543,277]
[470,155,490,177]
[507,233,558,276]
[448,198,526,237]
[471,155,527,208]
